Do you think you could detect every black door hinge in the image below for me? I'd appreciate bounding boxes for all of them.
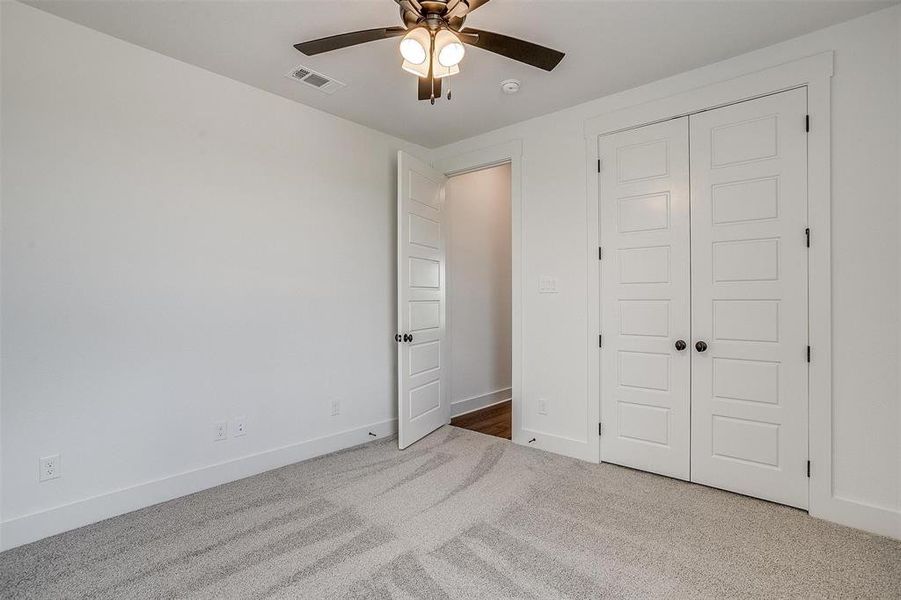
[805,115,810,132]
[807,460,811,478]
[807,346,811,363]
[598,334,603,348]
[805,228,810,248]
[598,246,603,260]
[597,159,601,173]
[599,422,603,436]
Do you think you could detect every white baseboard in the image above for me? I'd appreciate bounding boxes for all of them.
[450,388,512,418]
[812,495,901,540]
[0,418,397,551]
[5,414,894,552]
[516,428,594,462]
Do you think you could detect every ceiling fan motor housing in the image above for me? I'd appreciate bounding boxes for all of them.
[402,0,467,31]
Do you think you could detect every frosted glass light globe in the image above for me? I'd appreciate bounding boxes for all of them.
[435,30,465,67]
[400,29,429,65]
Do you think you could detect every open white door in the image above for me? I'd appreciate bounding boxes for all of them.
[397,151,449,449]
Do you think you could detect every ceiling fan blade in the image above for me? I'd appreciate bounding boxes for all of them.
[460,28,564,71]
[294,27,407,56]
[418,76,430,101]
[417,76,442,101]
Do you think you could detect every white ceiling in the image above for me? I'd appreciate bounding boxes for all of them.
[26,0,896,148]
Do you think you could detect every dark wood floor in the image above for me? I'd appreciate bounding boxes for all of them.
[450,400,512,440]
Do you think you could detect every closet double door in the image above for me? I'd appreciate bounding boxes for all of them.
[599,88,809,509]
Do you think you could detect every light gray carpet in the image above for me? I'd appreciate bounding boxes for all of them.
[2,426,899,599]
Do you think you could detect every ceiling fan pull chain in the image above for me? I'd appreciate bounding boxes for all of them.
[429,32,437,105]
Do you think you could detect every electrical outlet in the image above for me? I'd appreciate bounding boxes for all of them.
[213,421,228,441]
[538,399,548,415]
[40,454,60,482]
[232,416,246,437]
[330,400,341,416]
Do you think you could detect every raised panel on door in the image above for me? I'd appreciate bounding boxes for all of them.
[598,117,691,480]
[397,151,449,450]
[689,88,809,509]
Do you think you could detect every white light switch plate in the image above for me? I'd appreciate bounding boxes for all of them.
[538,276,558,293]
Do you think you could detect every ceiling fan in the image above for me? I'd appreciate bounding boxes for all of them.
[294,0,565,105]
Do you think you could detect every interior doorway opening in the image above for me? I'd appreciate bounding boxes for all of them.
[396,149,518,450]
[445,163,513,440]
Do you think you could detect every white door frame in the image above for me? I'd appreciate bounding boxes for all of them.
[433,141,524,444]
[584,52,849,530]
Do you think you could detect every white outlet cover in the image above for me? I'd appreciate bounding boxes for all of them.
[40,454,60,482]
[213,421,228,441]
[538,276,559,293]
[233,417,246,437]
[331,400,341,416]
[538,400,548,415]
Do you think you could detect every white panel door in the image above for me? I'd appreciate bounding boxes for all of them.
[689,88,809,508]
[599,117,691,480]
[397,151,449,450]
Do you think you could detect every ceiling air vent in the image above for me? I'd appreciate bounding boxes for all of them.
[285,65,346,95]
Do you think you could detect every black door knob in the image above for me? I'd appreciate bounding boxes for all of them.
[674,340,686,351]
[695,341,708,353]
[395,334,402,343]
[403,333,413,343]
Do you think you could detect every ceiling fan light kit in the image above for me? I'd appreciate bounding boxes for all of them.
[294,0,565,105]
[401,27,461,80]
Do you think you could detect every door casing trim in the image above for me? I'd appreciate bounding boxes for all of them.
[433,142,524,447]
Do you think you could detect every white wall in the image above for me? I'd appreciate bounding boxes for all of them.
[0,0,5,553]
[898,11,901,520]
[0,1,428,549]
[432,6,901,536]
[446,164,512,417]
